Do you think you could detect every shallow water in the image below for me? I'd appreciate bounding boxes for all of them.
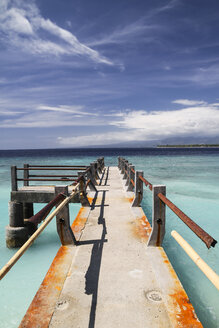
[0,148,218,328]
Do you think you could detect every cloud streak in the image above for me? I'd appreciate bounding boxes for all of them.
[0,0,113,65]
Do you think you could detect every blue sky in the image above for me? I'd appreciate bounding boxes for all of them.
[1,0,219,149]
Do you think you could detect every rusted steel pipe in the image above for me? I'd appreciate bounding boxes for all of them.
[29,175,78,178]
[139,175,153,190]
[158,193,217,248]
[17,178,77,182]
[131,168,135,174]
[0,187,79,281]
[28,193,66,226]
[131,179,135,186]
[29,165,87,168]
[17,168,86,171]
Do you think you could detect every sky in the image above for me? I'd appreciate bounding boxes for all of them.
[1,0,219,149]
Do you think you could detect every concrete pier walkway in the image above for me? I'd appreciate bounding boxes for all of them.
[20,167,202,328]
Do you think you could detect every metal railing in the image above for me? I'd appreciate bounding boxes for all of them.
[10,157,105,191]
[118,156,218,290]
[118,157,217,249]
[1,157,105,280]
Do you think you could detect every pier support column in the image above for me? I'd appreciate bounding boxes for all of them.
[147,185,166,247]
[23,203,34,219]
[132,171,143,207]
[6,201,28,248]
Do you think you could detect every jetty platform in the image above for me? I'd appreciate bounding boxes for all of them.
[19,166,202,327]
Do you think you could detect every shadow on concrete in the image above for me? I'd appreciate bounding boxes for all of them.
[84,190,107,328]
[99,166,109,186]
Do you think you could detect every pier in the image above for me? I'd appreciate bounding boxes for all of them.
[1,157,218,327]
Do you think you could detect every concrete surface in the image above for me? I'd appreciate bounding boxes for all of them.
[20,167,202,328]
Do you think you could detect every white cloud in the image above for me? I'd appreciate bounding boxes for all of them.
[57,131,136,146]
[172,99,206,106]
[0,0,113,65]
[112,105,219,137]
[37,105,98,116]
[2,7,33,35]
[88,20,157,47]
[57,102,219,146]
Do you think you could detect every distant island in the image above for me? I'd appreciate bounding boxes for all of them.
[157,144,219,148]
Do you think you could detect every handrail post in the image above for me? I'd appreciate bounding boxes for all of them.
[120,158,125,174]
[147,185,166,247]
[94,161,100,180]
[97,158,102,174]
[123,160,129,180]
[125,163,132,186]
[79,176,90,207]
[23,164,34,220]
[101,157,105,171]
[86,167,97,191]
[90,162,97,185]
[118,157,122,170]
[127,165,135,191]
[132,171,143,207]
[55,186,77,245]
[23,164,29,186]
[11,166,17,191]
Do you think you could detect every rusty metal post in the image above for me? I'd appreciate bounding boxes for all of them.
[122,159,126,174]
[23,164,29,186]
[23,164,34,219]
[120,158,124,174]
[79,177,90,207]
[127,165,135,191]
[125,163,132,186]
[90,162,97,186]
[97,158,102,174]
[11,166,17,191]
[147,185,166,247]
[123,160,129,180]
[94,161,100,180]
[55,186,77,245]
[132,171,143,207]
[118,157,121,170]
[86,168,97,191]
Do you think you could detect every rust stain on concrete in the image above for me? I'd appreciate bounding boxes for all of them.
[87,196,93,205]
[159,248,203,327]
[168,289,202,327]
[19,246,73,328]
[71,207,88,240]
[128,196,134,203]
[131,215,152,242]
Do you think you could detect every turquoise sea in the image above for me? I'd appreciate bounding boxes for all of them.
[0,148,218,328]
